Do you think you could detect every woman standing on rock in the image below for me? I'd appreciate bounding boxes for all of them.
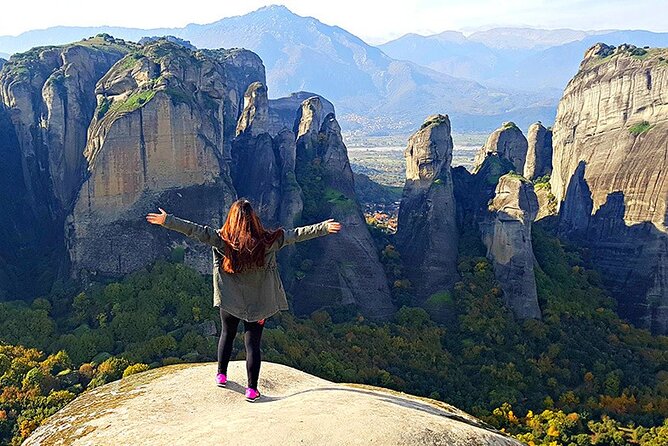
[146,198,341,402]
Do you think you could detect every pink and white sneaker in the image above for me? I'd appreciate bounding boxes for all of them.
[216,373,227,387]
[245,387,261,402]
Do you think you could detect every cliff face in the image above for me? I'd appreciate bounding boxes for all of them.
[267,91,334,136]
[231,81,299,227]
[396,115,459,302]
[67,40,246,278]
[551,43,668,333]
[480,174,542,319]
[0,35,134,297]
[290,97,395,318]
[473,122,528,174]
[0,35,393,318]
[524,121,553,180]
[230,86,393,317]
[451,119,541,320]
[0,35,133,214]
[24,361,522,446]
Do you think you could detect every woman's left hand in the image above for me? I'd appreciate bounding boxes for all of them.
[324,219,342,234]
[146,207,168,225]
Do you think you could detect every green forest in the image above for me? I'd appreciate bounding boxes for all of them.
[0,219,667,445]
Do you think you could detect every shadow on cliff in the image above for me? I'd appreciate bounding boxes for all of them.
[558,161,667,333]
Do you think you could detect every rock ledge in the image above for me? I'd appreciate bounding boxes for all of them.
[25,361,521,446]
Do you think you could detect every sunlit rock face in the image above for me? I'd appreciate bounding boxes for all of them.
[551,43,668,333]
[24,361,524,446]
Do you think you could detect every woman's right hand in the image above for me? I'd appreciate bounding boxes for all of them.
[146,207,168,225]
[324,218,342,234]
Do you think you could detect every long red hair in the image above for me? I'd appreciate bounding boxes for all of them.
[218,199,284,273]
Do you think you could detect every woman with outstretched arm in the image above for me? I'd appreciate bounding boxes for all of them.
[146,198,341,402]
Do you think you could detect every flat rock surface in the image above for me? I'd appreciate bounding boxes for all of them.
[25,361,521,446]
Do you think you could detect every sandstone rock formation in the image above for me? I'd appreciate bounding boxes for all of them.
[551,43,668,333]
[0,35,134,213]
[267,91,334,136]
[480,174,542,319]
[24,361,522,446]
[236,81,269,136]
[200,47,266,160]
[524,121,552,180]
[396,114,459,302]
[0,35,135,297]
[290,97,395,318]
[453,136,541,320]
[0,35,395,318]
[67,40,241,278]
[230,82,305,231]
[473,122,528,174]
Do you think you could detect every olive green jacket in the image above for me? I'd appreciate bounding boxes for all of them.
[162,213,331,322]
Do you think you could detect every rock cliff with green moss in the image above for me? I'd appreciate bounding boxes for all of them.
[0,36,393,318]
[0,34,135,299]
[551,43,668,333]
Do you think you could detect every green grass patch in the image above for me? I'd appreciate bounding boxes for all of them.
[532,174,551,186]
[97,97,111,119]
[324,187,357,212]
[109,90,156,115]
[116,53,142,71]
[629,120,652,136]
[502,171,531,184]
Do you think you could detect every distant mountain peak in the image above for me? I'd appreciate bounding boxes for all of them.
[253,4,300,18]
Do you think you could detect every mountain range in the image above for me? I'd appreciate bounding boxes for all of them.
[381,29,668,93]
[0,5,666,135]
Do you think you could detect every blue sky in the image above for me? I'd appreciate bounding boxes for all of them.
[1,0,666,43]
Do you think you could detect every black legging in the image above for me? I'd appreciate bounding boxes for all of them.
[217,307,265,390]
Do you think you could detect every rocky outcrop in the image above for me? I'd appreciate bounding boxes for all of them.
[551,43,668,333]
[200,48,266,160]
[231,82,294,226]
[25,361,521,446]
[453,134,541,319]
[0,35,134,298]
[473,122,528,174]
[0,35,134,214]
[1,35,393,319]
[480,174,542,319]
[67,40,248,278]
[267,91,334,136]
[290,97,395,318]
[396,115,459,302]
[524,122,552,180]
[236,81,269,136]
